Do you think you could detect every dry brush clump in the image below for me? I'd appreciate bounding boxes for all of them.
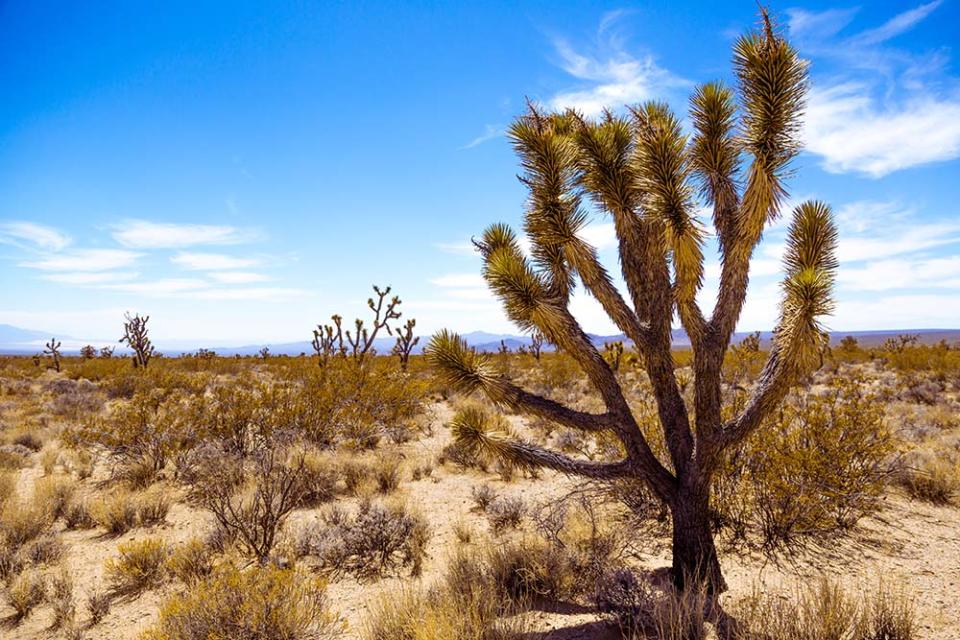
[295,499,430,581]
[141,564,342,640]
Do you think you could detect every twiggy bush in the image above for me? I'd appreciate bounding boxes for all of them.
[0,499,51,548]
[486,496,525,534]
[104,537,169,596]
[6,568,46,621]
[712,375,896,548]
[92,488,139,535]
[66,389,185,485]
[49,568,76,630]
[190,443,308,563]
[298,500,430,581]
[141,565,341,640]
[374,453,403,494]
[136,486,173,525]
[86,586,111,625]
[899,449,959,505]
[166,538,214,585]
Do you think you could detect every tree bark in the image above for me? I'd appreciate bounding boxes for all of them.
[670,484,727,593]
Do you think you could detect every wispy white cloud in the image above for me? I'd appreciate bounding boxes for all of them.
[434,241,477,256]
[804,83,960,177]
[790,2,960,177]
[100,278,209,295]
[839,256,960,291]
[431,273,487,288]
[461,124,504,150]
[41,271,139,285]
[207,271,271,284]
[851,0,942,47]
[20,249,141,272]
[547,13,689,115]
[112,220,258,249]
[0,221,72,251]
[171,252,261,270]
[184,287,308,301]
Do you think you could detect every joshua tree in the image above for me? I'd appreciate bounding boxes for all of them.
[43,338,62,372]
[311,285,404,366]
[603,341,625,372]
[120,312,155,369]
[393,318,420,371]
[99,345,115,359]
[529,331,545,360]
[79,344,97,360]
[427,11,837,592]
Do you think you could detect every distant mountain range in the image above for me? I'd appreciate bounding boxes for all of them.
[1,323,958,356]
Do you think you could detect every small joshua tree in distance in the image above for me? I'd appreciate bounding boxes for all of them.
[80,345,97,360]
[393,318,419,371]
[44,338,63,372]
[427,9,837,592]
[529,331,545,360]
[120,312,155,369]
[312,285,407,366]
[99,345,115,359]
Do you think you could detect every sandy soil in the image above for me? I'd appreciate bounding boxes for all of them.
[2,401,959,640]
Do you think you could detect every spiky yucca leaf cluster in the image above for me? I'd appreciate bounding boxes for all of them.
[774,201,838,374]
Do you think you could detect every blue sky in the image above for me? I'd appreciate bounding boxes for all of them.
[1,1,959,345]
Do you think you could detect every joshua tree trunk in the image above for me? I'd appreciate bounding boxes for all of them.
[670,478,723,591]
[428,9,837,593]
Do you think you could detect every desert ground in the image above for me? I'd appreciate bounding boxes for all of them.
[0,337,958,640]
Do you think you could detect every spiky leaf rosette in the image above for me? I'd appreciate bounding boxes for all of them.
[631,102,705,320]
[689,82,740,245]
[425,330,498,395]
[772,200,838,374]
[733,10,807,256]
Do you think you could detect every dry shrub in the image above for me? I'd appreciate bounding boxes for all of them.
[734,578,915,640]
[471,484,498,511]
[713,375,897,548]
[64,497,97,529]
[92,488,138,535]
[190,443,308,562]
[486,495,525,534]
[136,486,173,525]
[49,568,76,630]
[33,474,76,521]
[298,449,338,506]
[64,389,186,486]
[298,500,430,581]
[5,568,45,621]
[374,453,402,494]
[141,565,341,640]
[0,498,51,548]
[20,532,64,565]
[166,538,214,585]
[86,586,111,625]
[899,449,960,504]
[104,537,169,596]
